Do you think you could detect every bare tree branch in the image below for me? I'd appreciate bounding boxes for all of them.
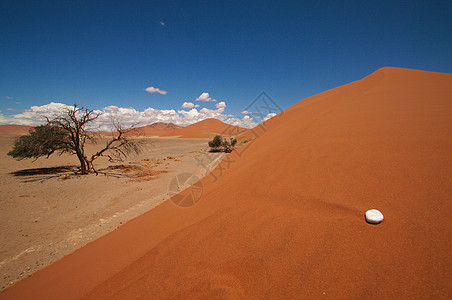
[9,103,144,175]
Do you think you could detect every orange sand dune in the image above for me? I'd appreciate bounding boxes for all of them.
[95,122,182,137]
[2,67,451,299]
[126,122,182,137]
[161,118,247,138]
[0,125,33,137]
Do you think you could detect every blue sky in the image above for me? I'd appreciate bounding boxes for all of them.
[1,0,451,128]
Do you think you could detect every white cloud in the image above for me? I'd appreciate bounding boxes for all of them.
[0,102,74,126]
[5,96,14,99]
[181,102,200,109]
[263,113,277,121]
[196,92,217,102]
[6,108,14,111]
[177,107,232,125]
[224,115,257,128]
[199,107,224,114]
[215,101,226,109]
[145,86,167,95]
[0,102,263,130]
[160,21,166,27]
[241,110,251,114]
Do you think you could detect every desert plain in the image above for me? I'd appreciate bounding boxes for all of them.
[0,136,224,290]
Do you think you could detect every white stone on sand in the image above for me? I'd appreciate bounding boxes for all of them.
[365,209,384,224]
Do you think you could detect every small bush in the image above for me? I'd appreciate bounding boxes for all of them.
[208,135,237,153]
[208,135,222,148]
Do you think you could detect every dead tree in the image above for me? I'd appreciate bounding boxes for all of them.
[8,104,143,174]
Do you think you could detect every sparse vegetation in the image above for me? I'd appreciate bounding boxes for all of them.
[239,138,253,144]
[59,174,72,180]
[8,125,70,159]
[208,135,237,153]
[8,104,143,174]
[105,162,167,182]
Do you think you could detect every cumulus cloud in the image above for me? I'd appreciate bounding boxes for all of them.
[181,102,200,109]
[0,102,74,126]
[196,92,217,102]
[199,107,223,114]
[241,110,251,114]
[224,115,257,128]
[263,113,277,121]
[145,86,167,95]
[0,102,263,130]
[215,101,226,109]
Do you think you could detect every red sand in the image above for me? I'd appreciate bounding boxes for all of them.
[161,118,247,138]
[1,67,451,299]
[0,125,33,137]
[95,122,182,137]
[126,122,181,137]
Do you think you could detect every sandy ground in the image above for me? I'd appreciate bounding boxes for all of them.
[0,136,224,290]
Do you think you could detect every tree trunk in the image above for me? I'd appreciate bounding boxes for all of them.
[86,160,97,175]
[75,150,89,174]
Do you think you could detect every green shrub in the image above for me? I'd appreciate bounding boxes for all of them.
[8,125,70,160]
[208,135,222,148]
[208,135,238,153]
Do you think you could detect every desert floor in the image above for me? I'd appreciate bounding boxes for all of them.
[0,136,223,289]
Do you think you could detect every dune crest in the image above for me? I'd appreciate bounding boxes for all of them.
[2,67,451,299]
[94,122,181,137]
[123,122,182,137]
[161,118,247,138]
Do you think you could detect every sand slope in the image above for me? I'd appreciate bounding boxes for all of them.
[0,125,33,137]
[2,67,451,299]
[95,122,182,137]
[161,118,247,138]
[125,122,181,137]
